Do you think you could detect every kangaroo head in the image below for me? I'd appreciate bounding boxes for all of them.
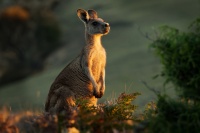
[77,9,110,36]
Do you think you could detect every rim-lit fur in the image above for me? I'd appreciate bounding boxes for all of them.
[45,9,110,116]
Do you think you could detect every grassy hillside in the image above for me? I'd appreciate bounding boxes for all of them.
[0,0,199,111]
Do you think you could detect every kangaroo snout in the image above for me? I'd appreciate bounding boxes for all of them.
[104,23,109,27]
[102,23,110,34]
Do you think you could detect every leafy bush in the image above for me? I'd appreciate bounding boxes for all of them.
[144,18,200,133]
[150,18,200,101]
[0,92,142,133]
[146,95,200,133]
[0,108,19,133]
[74,92,141,133]
[0,4,61,86]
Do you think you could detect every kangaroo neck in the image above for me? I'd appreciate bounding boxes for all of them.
[85,32,102,47]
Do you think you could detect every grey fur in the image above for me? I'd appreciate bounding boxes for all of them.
[45,9,110,114]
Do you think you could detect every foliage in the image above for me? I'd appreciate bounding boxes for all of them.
[0,92,141,133]
[0,107,59,133]
[0,1,61,86]
[0,107,19,133]
[74,92,141,133]
[146,95,200,133]
[144,18,200,133]
[150,18,200,101]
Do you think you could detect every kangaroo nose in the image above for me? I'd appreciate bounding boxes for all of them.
[105,23,109,27]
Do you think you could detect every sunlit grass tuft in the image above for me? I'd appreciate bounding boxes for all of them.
[0,92,144,133]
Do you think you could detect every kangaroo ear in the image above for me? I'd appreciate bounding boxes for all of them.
[88,9,98,19]
[77,9,89,23]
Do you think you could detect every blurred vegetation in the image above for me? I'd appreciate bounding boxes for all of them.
[146,95,200,133]
[0,0,61,86]
[74,92,141,133]
[143,18,200,133]
[0,92,143,133]
[151,18,200,101]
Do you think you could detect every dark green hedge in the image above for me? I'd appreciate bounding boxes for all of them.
[151,18,200,101]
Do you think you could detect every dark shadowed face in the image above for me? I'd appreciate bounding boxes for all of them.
[77,9,110,36]
[86,18,110,35]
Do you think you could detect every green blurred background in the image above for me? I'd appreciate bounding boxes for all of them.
[0,0,199,111]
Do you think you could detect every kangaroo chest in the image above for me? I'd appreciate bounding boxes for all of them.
[91,48,106,78]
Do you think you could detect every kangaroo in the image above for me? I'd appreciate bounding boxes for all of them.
[45,9,110,115]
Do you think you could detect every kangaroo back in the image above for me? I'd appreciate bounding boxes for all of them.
[45,9,110,115]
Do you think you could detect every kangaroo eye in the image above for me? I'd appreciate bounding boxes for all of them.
[92,22,98,26]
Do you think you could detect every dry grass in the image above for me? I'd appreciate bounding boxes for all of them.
[0,92,144,133]
[0,107,58,133]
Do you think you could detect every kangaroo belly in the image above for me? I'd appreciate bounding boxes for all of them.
[91,52,106,81]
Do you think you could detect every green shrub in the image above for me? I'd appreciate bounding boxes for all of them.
[145,18,200,133]
[0,92,141,133]
[74,92,141,133]
[150,18,200,101]
[147,95,200,133]
[0,4,61,86]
